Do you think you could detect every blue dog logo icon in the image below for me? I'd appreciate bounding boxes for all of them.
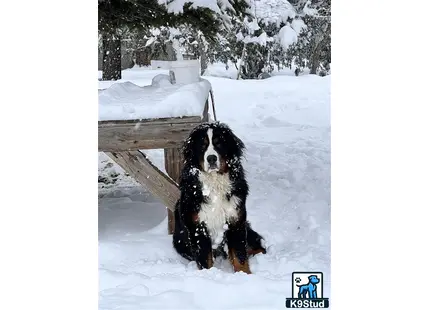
[296,275,320,299]
[286,272,329,308]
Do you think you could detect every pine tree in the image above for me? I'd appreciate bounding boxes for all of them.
[228,0,303,79]
[98,0,251,80]
[98,0,168,80]
[286,0,331,74]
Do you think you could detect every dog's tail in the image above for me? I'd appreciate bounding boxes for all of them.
[246,221,267,255]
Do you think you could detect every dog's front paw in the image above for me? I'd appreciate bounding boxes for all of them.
[196,252,214,270]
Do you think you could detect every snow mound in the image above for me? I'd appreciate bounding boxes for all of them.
[291,18,307,35]
[278,24,298,50]
[98,76,212,121]
[163,0,225,15]
[203,61,238,79]
[151,74,172,87]
[254,0,297,27]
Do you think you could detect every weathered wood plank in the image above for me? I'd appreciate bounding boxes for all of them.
[208,89,216,121]
[106,151,180,212]
[164,148,184,235]
[99,116,201,126]
[99,116,202,152]
[202,99,209,122]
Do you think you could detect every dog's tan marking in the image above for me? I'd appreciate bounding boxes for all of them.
[218,157,229,174]
[207,252,214,269]
[196,251,214,270]
[247,247,266,256]
[229,248,251,274]
[191,212,199,223]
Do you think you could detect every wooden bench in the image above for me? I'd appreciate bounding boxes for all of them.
[98,87,210,234]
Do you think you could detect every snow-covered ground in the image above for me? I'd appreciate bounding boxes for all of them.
[98,65,331,309]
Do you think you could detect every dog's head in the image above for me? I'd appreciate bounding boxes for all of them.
[308,275,320,284]
[183,122,245,174]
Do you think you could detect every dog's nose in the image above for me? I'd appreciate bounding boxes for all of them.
[207,155,217,165]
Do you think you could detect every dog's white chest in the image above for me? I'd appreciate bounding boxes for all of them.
[197,172,240,248]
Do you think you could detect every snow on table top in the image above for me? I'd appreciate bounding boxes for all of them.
[98,74,211,121]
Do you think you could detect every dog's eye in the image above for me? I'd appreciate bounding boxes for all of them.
[202,137,209,149]
[212,137,220,146]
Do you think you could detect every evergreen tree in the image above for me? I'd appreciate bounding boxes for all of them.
[228,0,330,78]
[98,0,251,80]
[98,0,165,80]
[229,0,300,79]
[286,0,331,74]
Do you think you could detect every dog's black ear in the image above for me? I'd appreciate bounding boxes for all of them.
[219,122,245,157]
[232,132,245,157]
[182,135,193,162]
[182,123,207,165]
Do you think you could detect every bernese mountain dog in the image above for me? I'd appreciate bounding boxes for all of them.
[172,122,266,274]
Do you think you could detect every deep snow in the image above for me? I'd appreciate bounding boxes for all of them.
[99,77,211,121]
[98,65,331,309]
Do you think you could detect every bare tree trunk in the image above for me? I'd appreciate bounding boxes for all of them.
[237,43,247,80]
[195,33,208,75]
[309,23,331,75]
[199,45,208,75]
[310,44,322,75]
[102,31,122,81]
[165,42,177,61]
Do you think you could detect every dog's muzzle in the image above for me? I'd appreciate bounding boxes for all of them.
[206,155,218,170]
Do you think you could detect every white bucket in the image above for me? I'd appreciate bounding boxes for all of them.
[169,60,200,85]
[150,60,171,69]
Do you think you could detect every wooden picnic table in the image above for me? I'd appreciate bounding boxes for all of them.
[98,79,210,234]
